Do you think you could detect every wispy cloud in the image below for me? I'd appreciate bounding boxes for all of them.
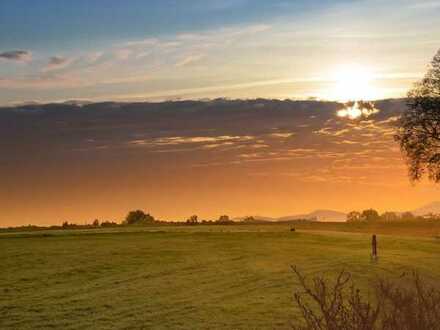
[409,1,440,9]
[44,56,74,72]
[175,54,205,67]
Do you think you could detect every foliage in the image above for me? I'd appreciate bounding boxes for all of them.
[361,209,380,222]
[100,220,119,227]
[124,210,155,225]
[243,216,256,223]
[396,49,440,182]
[380,212,399,222]
[186,215,199,225]
[217,215,232,224]
[292,267,440,330]
[347,211,362,223]
[346,209,380,222]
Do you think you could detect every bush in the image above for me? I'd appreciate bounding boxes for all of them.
[292,266,440,330]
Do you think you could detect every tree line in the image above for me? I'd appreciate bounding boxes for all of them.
[346,209,440,223]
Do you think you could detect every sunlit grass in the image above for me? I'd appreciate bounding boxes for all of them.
[1,224,440,329]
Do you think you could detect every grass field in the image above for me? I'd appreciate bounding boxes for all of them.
[1,224,440,329]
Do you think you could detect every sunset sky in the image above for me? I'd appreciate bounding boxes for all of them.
[1,1,440,226]
[1,0,440,104]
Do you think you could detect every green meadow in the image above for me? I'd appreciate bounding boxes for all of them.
[1,225,440,329]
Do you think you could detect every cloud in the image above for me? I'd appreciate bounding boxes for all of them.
[113,49,133,61]
[269,132,295,138]
[129,135,254,148]
[409,1,440,9]
[44,56,74,71]
[0,50,32,62]
[175,54,205,67]
[84,52,103,64]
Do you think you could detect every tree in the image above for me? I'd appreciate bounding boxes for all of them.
[92,219,100,227]
[101,220,118,227]
[243,216,256,223]
[217,215,232,224]
[396,49,440,182]
[346,211,362,223]
[361,209,380,222]
[381,212,399,222]
[125,210,155,225]
[186,215,198,225]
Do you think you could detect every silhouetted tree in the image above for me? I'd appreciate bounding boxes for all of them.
[243,216,256,223]
[125,210,155,225]
[381,212,399,222]
[186,215,198,225]
[100,221,118,227]
[217,215,232,224]
[92,219,100,227]
[396,49,440,182]
[361,209,380,222]
[346,211,362,223]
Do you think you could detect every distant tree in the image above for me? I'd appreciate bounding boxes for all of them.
[381,212,399,222]
[243,216,256,223]
[346,211,362,223]
[186,215,198,225]
[92,219,100,227]
[217,215,232,224]
[361,209,380,222]
[395,49,440,182]
[125,210,155,225]
[101,221,118,228]
[62,221,70,229]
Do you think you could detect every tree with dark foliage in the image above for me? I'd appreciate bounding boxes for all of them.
[186,215,199,225]
[124,210,155,225]
[396,49,440,182]
[361,209,380,222]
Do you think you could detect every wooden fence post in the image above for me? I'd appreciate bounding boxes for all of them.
[372,234,378,260]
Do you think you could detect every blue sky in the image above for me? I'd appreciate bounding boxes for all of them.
[0,0,439,104]
[0,0,353,51]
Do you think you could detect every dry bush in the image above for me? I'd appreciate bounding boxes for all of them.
[292,266,440,330]
[378,272,440,330]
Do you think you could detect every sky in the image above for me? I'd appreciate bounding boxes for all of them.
[1,1,440,226]
[1,99,440,226]
[0,0,440,104]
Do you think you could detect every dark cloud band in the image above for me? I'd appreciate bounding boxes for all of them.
[0,50,32,62]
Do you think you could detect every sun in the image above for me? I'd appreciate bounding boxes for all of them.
[327,64,379,101]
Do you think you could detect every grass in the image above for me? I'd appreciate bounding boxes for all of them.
[1,224,440,329]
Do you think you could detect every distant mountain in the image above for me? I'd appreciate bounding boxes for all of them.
[62,100,94,106]
[412,202,440,216]
[234,210,347,223]
[277,209,347,222]
[233,216,276,222]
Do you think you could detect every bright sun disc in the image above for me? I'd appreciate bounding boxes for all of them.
[329,64,378,101]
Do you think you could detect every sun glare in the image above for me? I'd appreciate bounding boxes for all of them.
[337,101,380,119]
[328,64,379,101]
